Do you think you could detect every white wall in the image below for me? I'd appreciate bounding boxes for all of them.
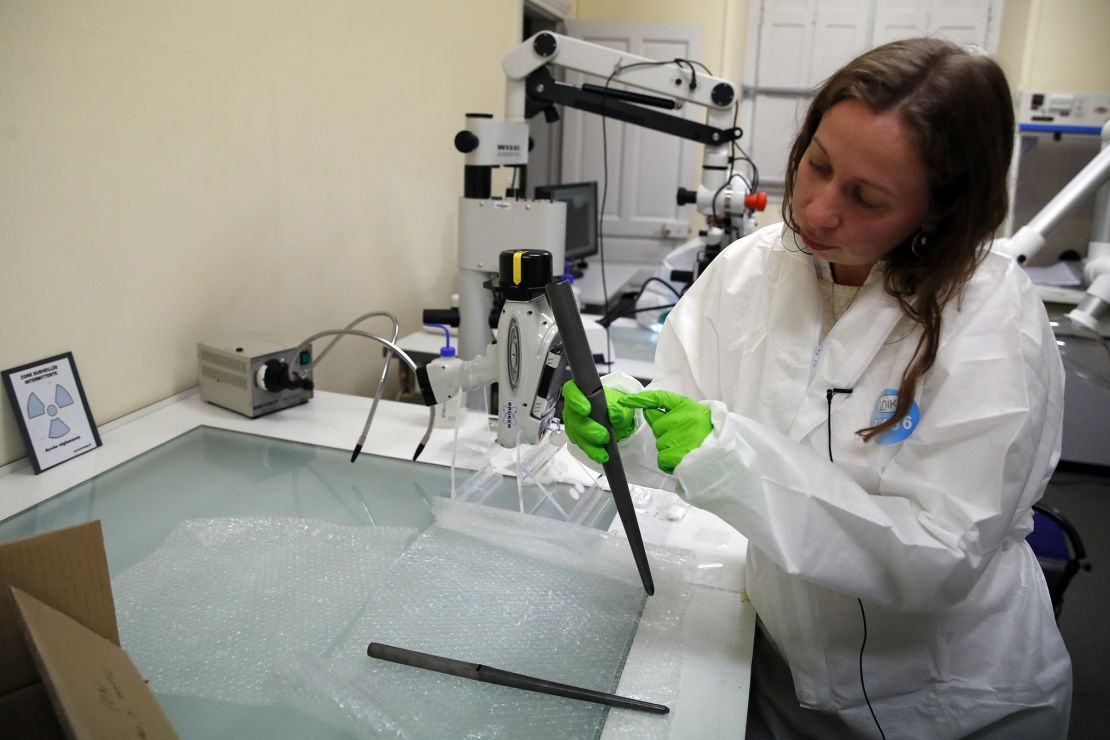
[0,0,521,467]
[999,0,1110,92]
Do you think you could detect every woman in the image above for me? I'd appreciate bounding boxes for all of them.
[562,38,1071,738]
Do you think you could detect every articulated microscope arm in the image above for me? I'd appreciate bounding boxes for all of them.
[999,122,1110,331]
[502,31,764,223]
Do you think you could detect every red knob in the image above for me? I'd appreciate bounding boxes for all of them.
[744,192,767,212]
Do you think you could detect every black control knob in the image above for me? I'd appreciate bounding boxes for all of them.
[454,130,479,153]
[711,82,735,107]
[259,359,310,393]
[422,308,460,327]
[676,187,698,206]
[533,32,557,58]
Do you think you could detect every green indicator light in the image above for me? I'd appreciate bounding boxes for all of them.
[299,350,311,365]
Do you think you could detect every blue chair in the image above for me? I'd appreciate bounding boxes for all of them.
[1027,502,1092,619]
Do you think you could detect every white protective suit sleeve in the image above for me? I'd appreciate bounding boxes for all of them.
[646,260,1063,612]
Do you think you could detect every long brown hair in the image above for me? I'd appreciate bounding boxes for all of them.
[782,38,1015,440]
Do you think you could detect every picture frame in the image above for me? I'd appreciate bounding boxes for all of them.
[2,352,102,474]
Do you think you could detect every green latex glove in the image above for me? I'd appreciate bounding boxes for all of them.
[619,390,712,474]
[561,380,636,464]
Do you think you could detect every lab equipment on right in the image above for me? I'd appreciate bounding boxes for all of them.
[993,91,1110,468]
[998,91,1110,334]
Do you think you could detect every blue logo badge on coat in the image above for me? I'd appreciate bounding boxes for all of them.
[870,388,920,445]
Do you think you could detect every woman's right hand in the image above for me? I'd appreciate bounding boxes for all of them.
[560,380,636,464]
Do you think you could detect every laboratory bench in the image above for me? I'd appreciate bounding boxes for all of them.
[0,389,754,739]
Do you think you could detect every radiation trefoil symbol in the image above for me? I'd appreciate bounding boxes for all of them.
[27,385,76,439]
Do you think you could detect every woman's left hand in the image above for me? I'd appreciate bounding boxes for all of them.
[619,390,712,474]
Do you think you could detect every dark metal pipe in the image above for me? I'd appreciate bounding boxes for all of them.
[367,642,669,714]
[545,279,655,595]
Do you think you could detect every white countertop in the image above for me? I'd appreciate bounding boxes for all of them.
[0,389,754,739]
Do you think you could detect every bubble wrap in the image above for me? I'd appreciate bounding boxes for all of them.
[114,517,417,704]
[268,499,695,739]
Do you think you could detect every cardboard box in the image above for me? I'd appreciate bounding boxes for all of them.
[0,520,178,739]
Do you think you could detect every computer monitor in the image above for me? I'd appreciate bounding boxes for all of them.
[534,181,598,263]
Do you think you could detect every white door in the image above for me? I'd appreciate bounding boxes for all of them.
[745,0,1002,194]
[560,21,705,265]
[744,0,871,193]
[873,0,992,46]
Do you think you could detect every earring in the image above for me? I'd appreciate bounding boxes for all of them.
[911,231,929,258]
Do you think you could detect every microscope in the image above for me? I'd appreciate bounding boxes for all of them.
[420,31,770,448]
[416,249,568,448]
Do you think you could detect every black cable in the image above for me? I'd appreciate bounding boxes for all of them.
[509,166,519,198]
[727,102,760,193]
[598,278,683,327]
[857,599,885,740]
[825,387,886,740]
[712,104,756,225]
[596,57,728,332]
[599,59,675,348]
[711,174,732,223]
[711,106,735,223]
[635,276,683,301]
[598,302,676,329]
[825,388,854,461]
[730,169,754,193]
[674,58,698,91]
[630,303,675,315]
[733,152,759,191]
[599,71,616,350]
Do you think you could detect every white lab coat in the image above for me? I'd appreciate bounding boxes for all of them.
[609,223,1072,738]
